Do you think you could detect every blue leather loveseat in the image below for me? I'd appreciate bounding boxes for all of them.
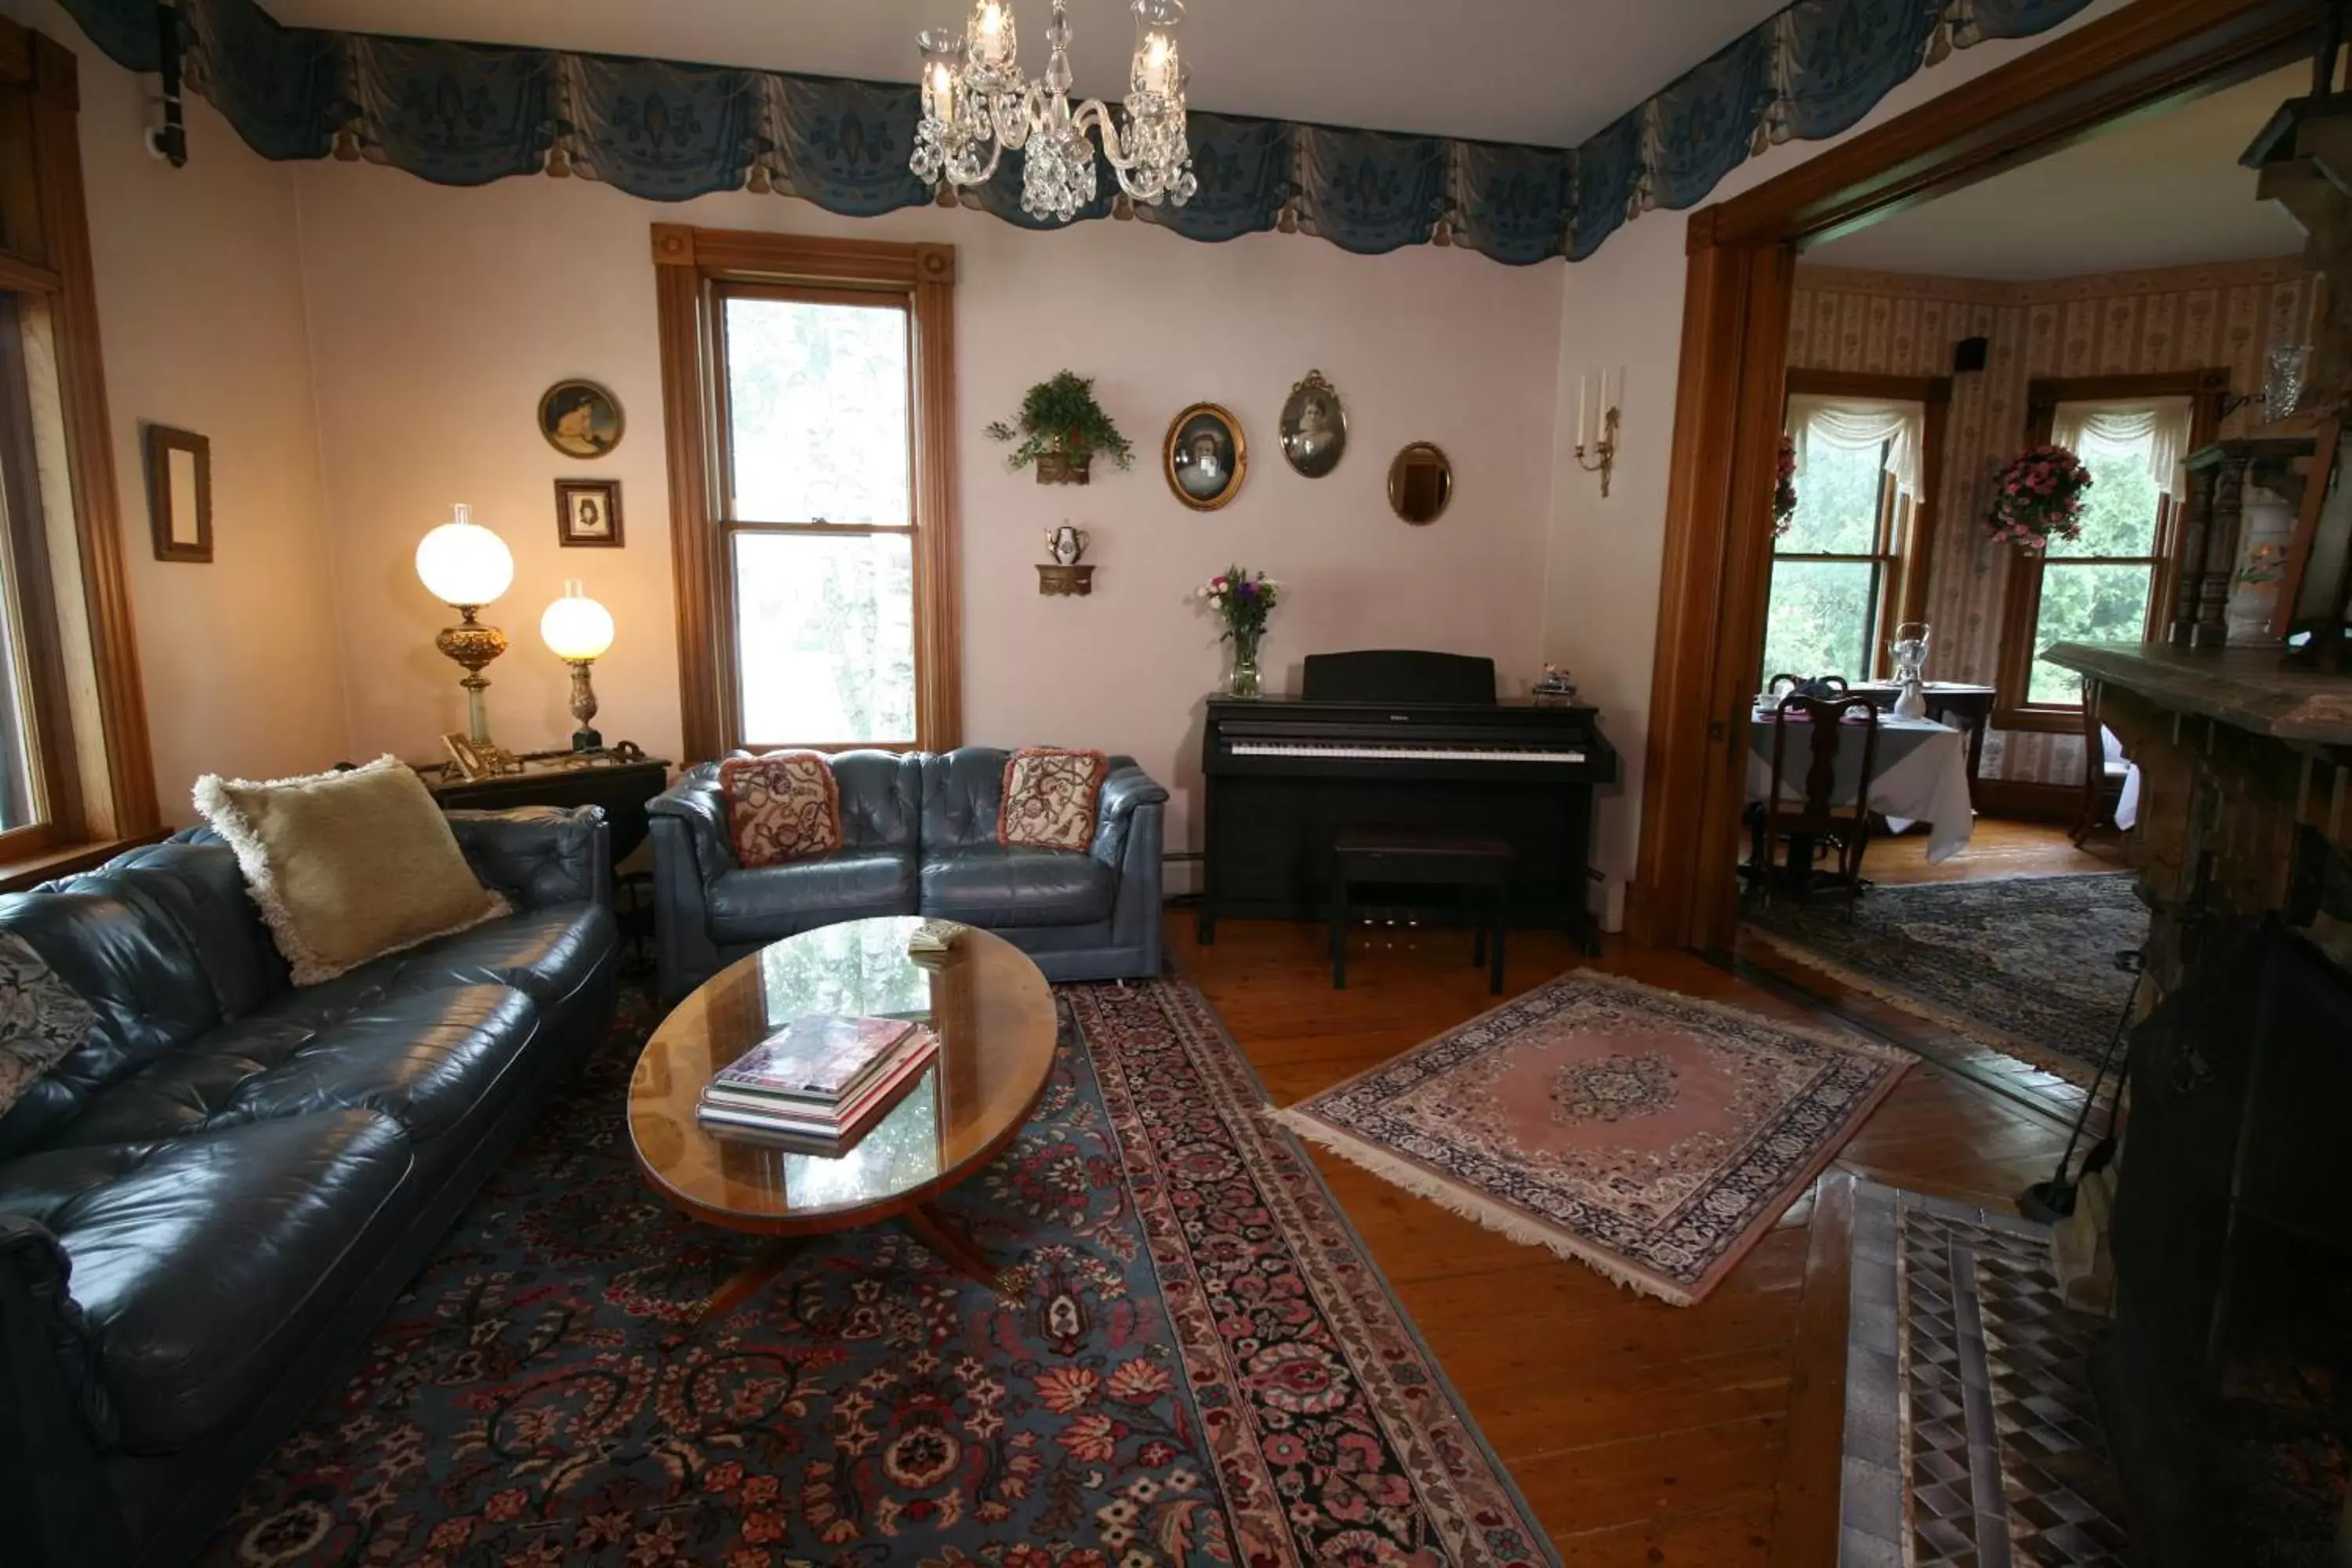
[647,748,1167,1000]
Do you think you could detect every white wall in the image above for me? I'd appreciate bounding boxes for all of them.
[4,0,349,821]
[1541,0,2130,918]
[291,169,1567,864]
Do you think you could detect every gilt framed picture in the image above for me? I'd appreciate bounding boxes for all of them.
[555,477,623,547]
[1164,403,1246,512]
[538,379,625,459]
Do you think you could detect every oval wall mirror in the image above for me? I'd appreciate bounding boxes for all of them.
[1387,442,1453,524]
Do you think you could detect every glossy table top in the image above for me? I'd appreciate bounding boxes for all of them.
[627,917,1055,1233]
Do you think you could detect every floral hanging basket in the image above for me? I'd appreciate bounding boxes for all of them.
[1772,431,1798,538]
[1986,444,2092,554]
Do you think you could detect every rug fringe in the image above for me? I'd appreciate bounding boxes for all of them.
[1742,926,2100,1087]
[1269,1108,1697,1308]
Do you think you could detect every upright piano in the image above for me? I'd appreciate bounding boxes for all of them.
[1198,650,1617,950]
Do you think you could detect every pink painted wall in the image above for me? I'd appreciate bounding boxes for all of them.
[6,0,349,821]
[289,169,1567,869]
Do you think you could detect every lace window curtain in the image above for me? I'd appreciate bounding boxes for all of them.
[1785,394,1927,501]
[2049,397,2194,499]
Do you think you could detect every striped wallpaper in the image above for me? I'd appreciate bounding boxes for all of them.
[1785,255,2317,786]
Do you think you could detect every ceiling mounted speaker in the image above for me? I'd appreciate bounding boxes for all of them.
[1955,336,1990,374]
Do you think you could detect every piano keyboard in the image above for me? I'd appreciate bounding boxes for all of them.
[1229,741,1588,764]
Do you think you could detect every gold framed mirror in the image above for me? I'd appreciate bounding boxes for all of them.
[1387,442,1453,524]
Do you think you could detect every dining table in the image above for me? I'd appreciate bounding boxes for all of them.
[1745,710,1977,887]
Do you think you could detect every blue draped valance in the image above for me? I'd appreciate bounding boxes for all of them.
[58,0,2092,263]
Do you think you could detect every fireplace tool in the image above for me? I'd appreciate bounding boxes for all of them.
[2020,947,2144,1223]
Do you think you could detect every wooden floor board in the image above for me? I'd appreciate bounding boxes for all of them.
[1171,905,2071,1554]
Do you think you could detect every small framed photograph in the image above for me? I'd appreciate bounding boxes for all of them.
[555,477,623,547]
[1279,370,1347,479]
[441,731,492,782]
[538,379,624,459]
[143,424,212,562]
[1164,402,1247,512]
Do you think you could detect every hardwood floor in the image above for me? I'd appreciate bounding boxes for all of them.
[1173,910,2071,1563]
[1858,815,2123,885]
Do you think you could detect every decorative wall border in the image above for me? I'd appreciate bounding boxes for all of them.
[56,0,2090,264]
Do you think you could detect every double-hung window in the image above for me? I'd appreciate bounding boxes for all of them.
[654,227,960,761]
[1998,397,2189,713]
[1762,391,1933,684]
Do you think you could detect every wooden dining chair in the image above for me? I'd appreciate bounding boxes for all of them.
[1759,691,1882,916]
[1766,672,1850,699]
[2073,679,2130,845]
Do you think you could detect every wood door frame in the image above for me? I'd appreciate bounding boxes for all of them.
[1630,0,2314,953]
[1992,367,2229,731]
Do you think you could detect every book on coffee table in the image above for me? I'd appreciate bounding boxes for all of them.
[708,1014,920,1107]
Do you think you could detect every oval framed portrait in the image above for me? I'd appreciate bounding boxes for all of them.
[1279,369,1346,478]
[1164,403,1246,512]
[538,379,625,459]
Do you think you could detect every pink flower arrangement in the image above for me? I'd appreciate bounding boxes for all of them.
[1772,431,1798,538]
[1986,443,2092,553]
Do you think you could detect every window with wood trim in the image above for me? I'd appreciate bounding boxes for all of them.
[652,226,960,762]
[1994,372,2223,731]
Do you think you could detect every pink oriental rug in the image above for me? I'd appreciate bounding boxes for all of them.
[1277,972,1910,1305]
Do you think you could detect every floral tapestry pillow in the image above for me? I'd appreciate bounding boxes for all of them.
[721,751,843,868]
[0,932,96,1119]
[999,747,1109,853]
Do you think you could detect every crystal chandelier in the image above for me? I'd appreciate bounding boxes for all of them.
[910,0,1199,224]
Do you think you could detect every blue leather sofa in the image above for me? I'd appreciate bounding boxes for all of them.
[0,807,618,1568]
[648,748,1168,1000]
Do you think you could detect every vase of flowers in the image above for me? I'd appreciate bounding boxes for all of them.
[1987,444,2093,552]
[1772,431,1798,537]
[1196,565,1282,698]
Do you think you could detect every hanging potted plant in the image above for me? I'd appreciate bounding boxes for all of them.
[1772,430,1798,538]
[1986,443,2093,553]
[985,371,1134,485]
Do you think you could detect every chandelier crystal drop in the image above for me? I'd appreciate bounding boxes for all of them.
[911,0,1198,224]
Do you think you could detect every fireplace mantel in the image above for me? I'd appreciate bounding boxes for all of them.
[2044,641,2352,752]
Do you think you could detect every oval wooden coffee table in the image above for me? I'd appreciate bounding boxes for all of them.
[628,916,1055,1317]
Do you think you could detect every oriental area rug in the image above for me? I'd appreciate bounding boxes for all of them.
[206,978,1554,1567]
[1744,873,2147,1084]
[1277,972,1908,1306]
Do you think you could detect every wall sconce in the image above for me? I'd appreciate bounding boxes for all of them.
[540,579,616,751]
[1574,369,1621,497]
[415,503,515,746]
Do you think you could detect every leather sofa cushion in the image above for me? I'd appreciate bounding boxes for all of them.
[706,850,918,943]
[279,904,617,1019]
[919,748,1013,850]
[36,985,536,1151]
[0,1109,415,1450]
[919,845,1116,929]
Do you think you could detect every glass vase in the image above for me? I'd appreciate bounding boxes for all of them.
[1226,626,1264,698]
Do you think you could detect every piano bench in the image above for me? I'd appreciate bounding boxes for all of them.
[1330,827,1516,995]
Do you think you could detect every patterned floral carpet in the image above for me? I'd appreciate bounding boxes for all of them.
[1744,873,2147,1083]
[1277,972,1909,1306]
[206,977,1553,1567]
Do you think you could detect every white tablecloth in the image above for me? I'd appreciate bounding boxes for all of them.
[1746,713,1976,862]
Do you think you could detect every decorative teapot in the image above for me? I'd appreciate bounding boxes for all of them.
[1044,524,1089,566]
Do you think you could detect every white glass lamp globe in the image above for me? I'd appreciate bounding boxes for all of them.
[415,503,515,608]
[540,581,615,662]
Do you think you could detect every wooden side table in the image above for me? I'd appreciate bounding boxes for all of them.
[417,747,673,866]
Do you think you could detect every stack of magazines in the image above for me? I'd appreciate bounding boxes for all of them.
[696,1013,938,1155]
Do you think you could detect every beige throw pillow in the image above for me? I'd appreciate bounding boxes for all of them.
[999,747,1108,852]
[194,754,509,985]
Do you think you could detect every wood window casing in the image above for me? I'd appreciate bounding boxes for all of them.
[652,224,960,763]
[1991,369,2227,733]
[0,24,162,884]
[1631,0,2312,958]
